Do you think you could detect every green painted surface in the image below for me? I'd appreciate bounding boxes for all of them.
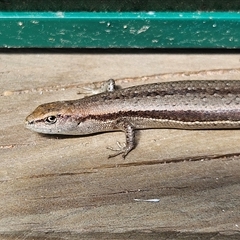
[0,12,239,48]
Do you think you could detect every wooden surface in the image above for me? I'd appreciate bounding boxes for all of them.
[0,51,240,239]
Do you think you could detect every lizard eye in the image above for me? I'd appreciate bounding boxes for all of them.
[45,116,57,124]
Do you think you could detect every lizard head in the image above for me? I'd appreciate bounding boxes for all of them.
[25,101,81,134]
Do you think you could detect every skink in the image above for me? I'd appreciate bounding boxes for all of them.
[25,80,240,158]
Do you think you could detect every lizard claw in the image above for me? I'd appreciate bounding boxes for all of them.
[107,141,127,158]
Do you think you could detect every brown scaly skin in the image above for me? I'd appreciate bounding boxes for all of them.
[26,80,240,158]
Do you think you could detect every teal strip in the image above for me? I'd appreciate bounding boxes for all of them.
[0,12,239,48]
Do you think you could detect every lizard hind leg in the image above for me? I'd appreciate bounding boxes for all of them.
[107,121,136,159]
[107,141,127,158]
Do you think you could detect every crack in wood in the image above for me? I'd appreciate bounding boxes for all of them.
[2,68,240,96]
[93,152,240,169]
[0,151,236,182]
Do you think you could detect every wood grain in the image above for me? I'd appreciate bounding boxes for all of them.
[0,52,240,239]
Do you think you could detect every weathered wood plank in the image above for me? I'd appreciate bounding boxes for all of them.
[0,52,240,239]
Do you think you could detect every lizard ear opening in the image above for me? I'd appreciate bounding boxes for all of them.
[45,116,57,124]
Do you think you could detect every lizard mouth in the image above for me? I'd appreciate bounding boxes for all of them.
[25,119,34,129]
[26,120,33,125]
